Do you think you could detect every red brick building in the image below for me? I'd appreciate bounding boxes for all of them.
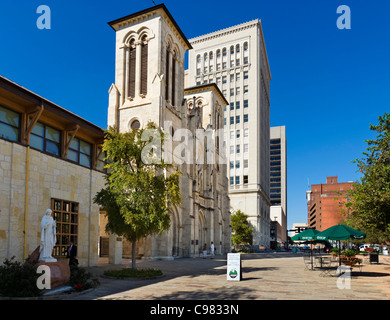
[306,176,354,231]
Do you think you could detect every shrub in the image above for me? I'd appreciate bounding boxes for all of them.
[69,265,100,291]
[0,257,42,297]
[343,250,358,257]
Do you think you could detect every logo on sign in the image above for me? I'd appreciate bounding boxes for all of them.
[229,269,238,279]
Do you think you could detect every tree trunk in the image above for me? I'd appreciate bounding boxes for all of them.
[131,237,137,270]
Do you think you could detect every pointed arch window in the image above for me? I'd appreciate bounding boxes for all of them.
[165,45,170,101]
[171,51,176,107]
[140,35,148,96]
[128,39,136,99]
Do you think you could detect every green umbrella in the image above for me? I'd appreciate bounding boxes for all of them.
[315,225,366,266]
[292,229,320,269]
[291,228,320,241]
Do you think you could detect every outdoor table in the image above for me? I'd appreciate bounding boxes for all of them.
[315,256,332,268]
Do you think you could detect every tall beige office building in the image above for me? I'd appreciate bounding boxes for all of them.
[186,20,272,249]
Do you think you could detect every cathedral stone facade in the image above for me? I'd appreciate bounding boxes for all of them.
[105,4,231,260]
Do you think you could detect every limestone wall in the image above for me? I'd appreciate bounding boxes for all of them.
[0,139,105,266]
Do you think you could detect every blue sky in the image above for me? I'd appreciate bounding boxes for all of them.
[1,0,389,229]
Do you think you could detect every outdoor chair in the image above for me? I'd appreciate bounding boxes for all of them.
[303,255,312,270]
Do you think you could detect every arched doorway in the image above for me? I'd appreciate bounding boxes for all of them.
[198,210,207,255]
[169,207,180,257]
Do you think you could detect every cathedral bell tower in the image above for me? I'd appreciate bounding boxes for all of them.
[107,4,192,133]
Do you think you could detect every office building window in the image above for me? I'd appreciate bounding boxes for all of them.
[230,88,234,97]
[67,137,92,168]
[30,122,60,157]
[244,71,248,80]
[244,159,249,168]
[244,144,249,153]
[244,114,248,123]
[243,175,248,184]
[244,100,249,108]
[236,130,240,139]
[230,117,234,125]
[230,177,234,185]
[244,56,249,64]
[236,144,240,154]
[236,101,240,109]
[230,161,234,169]
[96,147,107,173]
[230,146,234,154]
[236,115,240,124]
[244,85,248,94]
[230,103,234,111]
[244,129,249,137]
[0,105,20,142]
[235,176,240,185]
[236,160,240,169]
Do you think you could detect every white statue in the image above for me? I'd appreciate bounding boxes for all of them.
[39,209,57,262]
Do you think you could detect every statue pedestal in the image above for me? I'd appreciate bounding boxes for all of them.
[36,260,70,289]
[40,257,57,263]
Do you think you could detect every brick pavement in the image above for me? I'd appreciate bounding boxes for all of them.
[66,252,390,300]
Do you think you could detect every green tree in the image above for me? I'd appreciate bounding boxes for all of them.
[347,112,390,243]
[231,210,253,248]
[94,123,181,269]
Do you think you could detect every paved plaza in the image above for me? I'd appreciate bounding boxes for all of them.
[65,252,390,300]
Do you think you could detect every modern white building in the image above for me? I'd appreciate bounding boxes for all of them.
[186,20,272,250]
[270,126,287,247]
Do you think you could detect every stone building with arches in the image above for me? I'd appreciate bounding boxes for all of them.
[104,4,231,261]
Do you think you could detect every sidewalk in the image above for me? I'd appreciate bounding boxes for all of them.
[66,252,390,300]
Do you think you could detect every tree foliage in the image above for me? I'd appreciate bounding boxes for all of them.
[93,123,181,268]
[347,112,390,243]
[231,210,253,246]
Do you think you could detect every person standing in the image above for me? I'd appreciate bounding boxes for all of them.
[67,240,78,266]
[210,241,215,259]
[202,243,207,259]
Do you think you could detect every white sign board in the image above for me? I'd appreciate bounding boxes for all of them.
[227,253,241,281]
